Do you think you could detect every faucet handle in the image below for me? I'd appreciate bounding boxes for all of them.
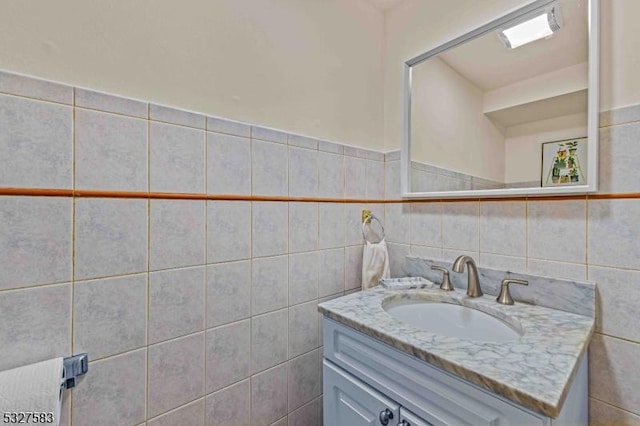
[431,266,454,291]
[497,279,528,305]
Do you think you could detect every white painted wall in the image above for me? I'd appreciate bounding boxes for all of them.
[385,0,640,151]
[0,0,385,150]
[412,57,506,181]
[504,112,587,183]
[483,63,588,114]
[384,0,531,152]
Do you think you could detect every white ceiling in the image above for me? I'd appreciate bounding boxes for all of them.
[437,0,588,91]
[367,0,406,12]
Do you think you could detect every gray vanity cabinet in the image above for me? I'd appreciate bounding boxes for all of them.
[325,358,433,426]
[399,408,432,426]
[324,360,400,425]
[323,317,588,426]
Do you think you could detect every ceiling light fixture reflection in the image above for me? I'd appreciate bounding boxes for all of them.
[498,5,562,49]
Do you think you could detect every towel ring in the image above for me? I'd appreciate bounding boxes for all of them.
[362,215,385,244]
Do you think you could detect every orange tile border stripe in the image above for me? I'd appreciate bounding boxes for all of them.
[0,188,385,203]
[1,188,640,202]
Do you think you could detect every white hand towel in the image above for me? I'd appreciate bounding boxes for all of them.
[0,358,64,426]
[362,239,390,290]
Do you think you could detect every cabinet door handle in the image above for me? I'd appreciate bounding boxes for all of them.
[379,408,394,425]
[398,421,411,426]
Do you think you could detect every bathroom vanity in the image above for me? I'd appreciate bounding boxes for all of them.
[319,284,594,426]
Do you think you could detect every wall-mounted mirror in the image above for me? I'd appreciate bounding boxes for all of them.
[401,0,599,198]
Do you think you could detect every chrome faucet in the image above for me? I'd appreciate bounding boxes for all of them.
[452,255,483,297]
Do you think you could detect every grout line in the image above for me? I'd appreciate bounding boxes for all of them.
[145,101,151,423]
[144,396,206,423]
[69,86,77,426]
[585,198,590,280]
[594,331,640,346]
[589,395,640,417]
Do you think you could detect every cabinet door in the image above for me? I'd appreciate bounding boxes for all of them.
[324,360,400,426]
[399,407,434,426]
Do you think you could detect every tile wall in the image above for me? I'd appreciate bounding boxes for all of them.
[3,68,640,426]
[410,160,503,192]
[0,70,387,426]
[384,104,640,425]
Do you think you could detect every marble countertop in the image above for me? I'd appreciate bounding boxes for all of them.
[318,284,594,418]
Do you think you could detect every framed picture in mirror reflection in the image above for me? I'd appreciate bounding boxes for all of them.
[541,138,587,187]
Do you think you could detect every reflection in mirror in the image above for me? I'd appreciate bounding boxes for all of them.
[409,0,590,193]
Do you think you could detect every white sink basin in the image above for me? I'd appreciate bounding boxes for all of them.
[384,301,522,342]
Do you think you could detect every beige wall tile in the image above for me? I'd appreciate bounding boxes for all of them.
[385,160,400,199]
[0,197,72,290]
[345,245,364,291]
[150,104,205,129]
[388,243,410,278]
[442,202,479,252]
[150,122,205,193]
[207,132,251,195]
[288,398,321,426]
[75,109,147,191]
[207,260,251,327]
[411,245,442,260]
[527,258,587,281]
[319,203,345,249]
[411,202,442,247]
[149,266,205,344]
[150,200,205,270]
[385,203,411,244]
[252,309,288,374]
[147,399,204,426]
[366,160,385,199]
[76,88,147,118]
[148,333,205,418]
[252,140,288,196]
[74,274,147,360]
[252,126,288,144]
[207,116,251,137]
[206,320,251,393]
[289,146,318,197]
[590,398,640,426]
[207,201,251,263]
[318,140,343,155]
[0,283,71,371]
[288,134,317,150]
[252,256,288,316]
[288,349,321,412]
[318,249,344,297]
[251,364,288,426]
[345,156,366,198]
[589,199,640,270]
[589,266,640,342]
[289,202,318,253]
[589,334,640,414]
[72,349,146,426]
[0,71,73,104]
[317,152,345,198]
[289,252,319,305]
[598,122,640,193]
[479,253,527,273]
[289,301,319,358]
[479,201,526,256]
[252,202,288,257]
[345,203,367,246]
[0,95,72,188]
[527,200,586,264]
[206,380,251,426]
[74,198,148,280]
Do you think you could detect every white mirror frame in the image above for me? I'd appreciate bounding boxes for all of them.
[401,0,600,198]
